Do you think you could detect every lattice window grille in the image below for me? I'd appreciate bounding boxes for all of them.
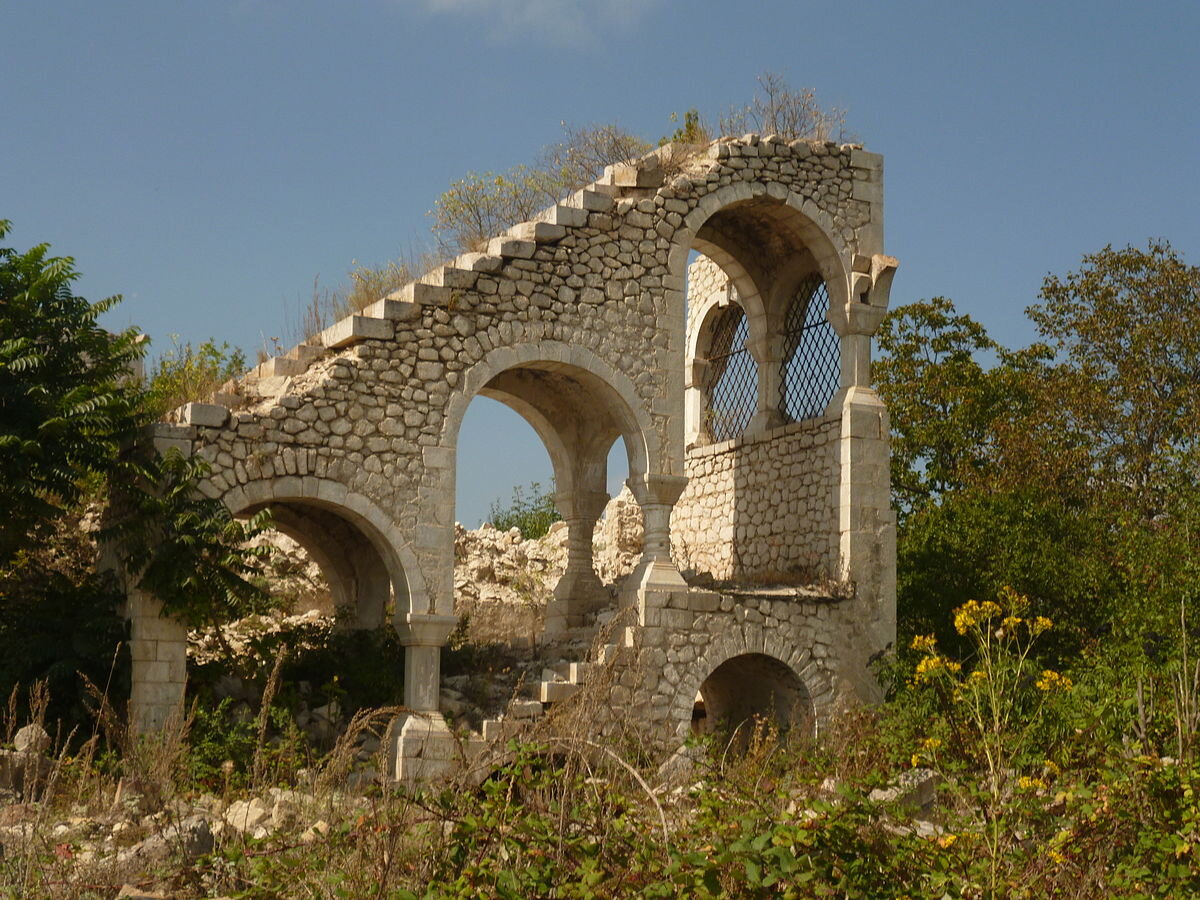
[703,301,758,442]
[781,277,839,422]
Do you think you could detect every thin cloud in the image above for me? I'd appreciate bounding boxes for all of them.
[416,0,660,42]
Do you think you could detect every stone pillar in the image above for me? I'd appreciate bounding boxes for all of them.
[127,591,188,734]
[827,253,898,702]
[545,488,611,636]
[389,611,459,783]
[748,330,786,434]
[837,386,895,702]
[624,473,689,625]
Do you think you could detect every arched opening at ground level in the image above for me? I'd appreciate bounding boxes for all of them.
[691,652,814,747]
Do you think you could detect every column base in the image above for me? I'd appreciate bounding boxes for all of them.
[386,713,460,784]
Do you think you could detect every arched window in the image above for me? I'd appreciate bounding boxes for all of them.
[702,289,758,442]
[781,276,839,421]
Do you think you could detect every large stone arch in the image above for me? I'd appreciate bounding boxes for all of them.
[427,340,679,632]
[442,341,660,477]
[672,186,852,441]
[220,476,429,621]
[669,183,853,324]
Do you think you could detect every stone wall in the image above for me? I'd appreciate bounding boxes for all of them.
[672,417,839,582]
[130,134,898,776]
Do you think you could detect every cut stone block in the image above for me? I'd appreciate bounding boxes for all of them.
[362,298,419,321]
[422,267,478,290]
[179,402,229,428]
[320,316,393,349]
[508,221,566,243]
[486,237,536,258]
[539,681,581,704]
[565,188,615,211]
[386,282,450,305]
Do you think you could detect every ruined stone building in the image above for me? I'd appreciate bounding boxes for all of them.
[129,134,898,779]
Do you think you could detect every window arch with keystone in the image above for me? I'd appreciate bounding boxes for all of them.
[697,285,759,443]
[780,275,839,422]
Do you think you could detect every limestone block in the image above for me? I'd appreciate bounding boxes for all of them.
[320,316,393,349]
[510,221,566,243]
[362,298,419,321]
[386,282,450,306]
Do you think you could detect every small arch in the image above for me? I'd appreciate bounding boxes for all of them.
[221,477,428,621]
[692,653,814,743]
[694,292,758,442]
[669,185,852,327]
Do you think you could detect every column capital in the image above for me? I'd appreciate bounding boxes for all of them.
[394,612,458,647]
[626,473,689,507]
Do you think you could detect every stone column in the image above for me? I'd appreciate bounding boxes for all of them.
[389,611,459,783]
[748,330,786,434]
[827,254,898,702]
[127,591,188,734]
[545,488,611,636]
[624,473,689,627]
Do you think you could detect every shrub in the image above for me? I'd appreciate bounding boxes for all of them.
[487,481,561,540]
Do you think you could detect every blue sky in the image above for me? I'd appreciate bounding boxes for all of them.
[4,0,1198,527]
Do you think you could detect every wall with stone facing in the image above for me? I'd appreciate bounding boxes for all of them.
[177,136,883,623]
[589,585,868,752]
[131,135,897,766]
[671,417,839,582]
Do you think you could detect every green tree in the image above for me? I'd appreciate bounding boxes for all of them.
[876,243,1200,658]
[0,219,145,565]
[1028,239,1200,517]
[0,221,272,727]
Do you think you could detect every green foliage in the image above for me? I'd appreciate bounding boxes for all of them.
[110,449,274,629]
[883,593,1200,897]
[660,108,710,146]
[0,222,278,735]
[145,335,246,417]
[0,219,145,565]
[487,481,560,539]
[1028,239,1200,514]
[876,244,1200,654]
[430,122,649,255]
[0,503,128,733]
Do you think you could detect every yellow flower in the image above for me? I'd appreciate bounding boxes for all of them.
[910,634,937,653]
[1032,616,1053,635]
[1036,670,1073,692]
[1043,759,1061,778]
[1048,849,1066,865]
[937,833,957,848]
[1002,616,1023,630]
[1019,776,1047,791]
[969,669,989,682]
[953,599,1003,635]
[914,655,961,683]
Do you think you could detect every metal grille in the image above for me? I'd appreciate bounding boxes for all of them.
[704,303,758,442]
[781,277,839,421]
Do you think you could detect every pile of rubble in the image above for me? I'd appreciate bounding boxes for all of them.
[452,486,643,646]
